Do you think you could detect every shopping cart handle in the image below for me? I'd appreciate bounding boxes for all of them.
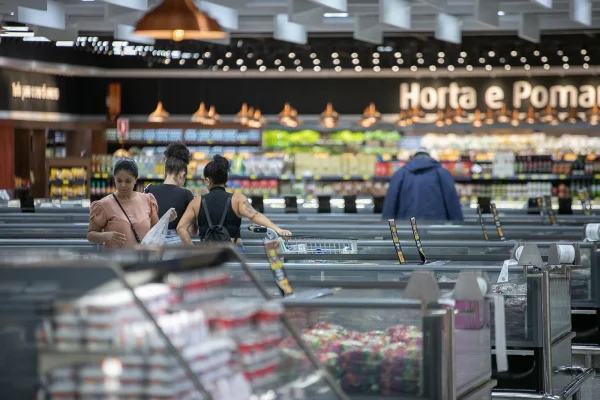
[248,225,268,234]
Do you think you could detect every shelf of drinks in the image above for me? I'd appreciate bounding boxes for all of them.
[106,140,261,147]
[48,179,87,186]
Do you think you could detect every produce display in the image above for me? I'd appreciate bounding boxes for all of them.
[280,322,422,396]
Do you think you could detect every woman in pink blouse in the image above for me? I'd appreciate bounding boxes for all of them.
[87,158,175,249]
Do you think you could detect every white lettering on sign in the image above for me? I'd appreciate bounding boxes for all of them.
[399,82,477,110]
[11,81,60,101]
[400,81,600,110]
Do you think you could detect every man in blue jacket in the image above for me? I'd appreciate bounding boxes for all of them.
[382,149,463,221]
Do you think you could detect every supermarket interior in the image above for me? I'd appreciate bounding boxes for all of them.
[7,0,600,400]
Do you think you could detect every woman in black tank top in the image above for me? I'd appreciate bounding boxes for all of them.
[176,155,291,247]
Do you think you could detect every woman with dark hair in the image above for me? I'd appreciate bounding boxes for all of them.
[177,155,291,248]
[145,143,196,244]
[87,158,175,249]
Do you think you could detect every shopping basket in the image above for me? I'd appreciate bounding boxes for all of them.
[248,225,358,255]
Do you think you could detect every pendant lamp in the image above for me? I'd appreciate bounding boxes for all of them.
[484,108,495,125]
[148,101,169,123]
[564,107,581,124]
[235,103,250,126]
[443,107,454,126]
[496,104,511,123]
[588,105,600,126]
[472,109,483,128]
[540,104,556,123]
[396,111,409,127]
[525,106,537,124]
[191,102,208,123]
[411,107,425,123]
[134,0,225,41]
[320,102,339,129]
[278,103,301,128]
[247,109,266,129]
[358,102,381,128]
[205,105,220,125]
[434,110,445,127]
[509,110,520,127]
[453,107,469,123]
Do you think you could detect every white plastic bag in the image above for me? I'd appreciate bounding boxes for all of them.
[141,208,173,245]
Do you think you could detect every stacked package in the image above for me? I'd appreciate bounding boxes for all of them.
[280,322,422,396]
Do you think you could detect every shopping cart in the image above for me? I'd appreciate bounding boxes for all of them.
[248,225,358,255]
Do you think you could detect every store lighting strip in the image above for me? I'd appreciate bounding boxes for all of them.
[1,32,34,37]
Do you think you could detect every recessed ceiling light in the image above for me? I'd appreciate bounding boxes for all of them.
[488,51,495,57]
[259,66,266,72]
[331,52,339,58]
[278,66,285,72]
[225,52,232,58]
[543,64,550,70]
[392,66,399,72]
[541,56,548,62]
[333,59,341,65]
[335,66,342,72]
[524,64,530,70]
[557,50,564,56]
[581,49,587,55]
[352,59,360,65]
[394,52,401,58]
[438,58,444,64]
[416,52,423,58]
[479,57,485,63]
[417,58,424,64]
[197,59,203,65]
[164,59,170,65]
[204,52,211,58]
[324,12,348,18]
[313,59,320,65]
[294,59,301,65]
[223,65,229,71]
[372,59,379,64]
[466,65,473,71]
[240,65,247,72]
[351,52,358,58]
[584,55,590,62]
[247,53,254,58]
[256,59,263,65]
[511,50,517,57]
[216,59,223,65]
[179,59,185,65]
[505,65,511,70]
[274,59,281,65]
[448,65,454,71]
[520,57,526,63]
[373,66,381,72]
[296,66,303,72]
[562,56,568,62]
[355,66,362,72]
[534,50,540,56]
[485,64,492,70]
[563,63,569,69]
[497,10,505,16]
[397,59,404,65]
[410,66,417,72]
[236,59,243,65]
[458,57,464,64]
[583,63,589,69]
[438,52,445,58]
[314,66,321,72]
[429,65,436,71]
[310,53,317,58]
[373,52,380,58]
[288,52,295,58]
[460,51,467,57]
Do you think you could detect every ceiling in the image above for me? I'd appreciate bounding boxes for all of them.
[0,0,599,46]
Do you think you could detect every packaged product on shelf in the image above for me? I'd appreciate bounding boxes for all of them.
[167,267,230,305]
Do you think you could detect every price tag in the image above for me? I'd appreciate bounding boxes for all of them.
[147,140,153,144]
[147,174,154,179]
[264,239,294,297]
[559,174,567,180]
[595,174,600,180]
[186,174,193,179]
[118,139,123,144]
[62,180,69,185]
[93,173,100,179]
[388,219,406,264]
[490,203,506,241]
[497,259,513,283]
[472,174,480,179]
[296,175,302,180]
[498,175,505,179]
[531,174,539,180]
[207,139,214,145]
[483,174,491,180]
[363,175,370,181]
[250,174,257,180]
[410,217,427,264]
[382,154,392,161]
[102,174,108,179]
[314,175,321,180]
[343,175,350,180]
[542,174,549,180]
[240,140,247,145]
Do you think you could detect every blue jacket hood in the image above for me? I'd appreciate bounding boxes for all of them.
[404,156,440,173]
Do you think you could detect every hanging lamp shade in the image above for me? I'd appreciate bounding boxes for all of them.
[133,0,225,41]
[509,109,520,127]
[588,105,600,126]
[205,105,220,125]
[564,107,581,124]
[525,106,537,124]
[453,107,469,123]
[472,109,483,128]
[411,107,425,123]
[358,102,381,128]
[278,103,301,128]
[247,109,266,129]
[148,101,169,123]
[396,111,409,127]
[235,103,250,126]
[320,102,339,129]
[484,108,495,125]
[434,110,445,127]
[540,104,556,123]
[443,107,454,126]
[496,104,511,123]
[191,102,208,123]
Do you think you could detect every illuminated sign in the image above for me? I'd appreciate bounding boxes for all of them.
[11,81,60,102]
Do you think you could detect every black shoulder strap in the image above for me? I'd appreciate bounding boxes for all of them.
[143,183,152,194]
[219,196,232,226]
[435,168,450,220]
[112,194,141,243]
[202,197,214,228]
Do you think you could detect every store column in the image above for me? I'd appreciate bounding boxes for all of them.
[0,120,15,190]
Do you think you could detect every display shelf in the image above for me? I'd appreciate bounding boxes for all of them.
[48,179,87,186]
[106,139,261,147]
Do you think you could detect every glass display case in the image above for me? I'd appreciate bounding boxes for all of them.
[0,247,344,400]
